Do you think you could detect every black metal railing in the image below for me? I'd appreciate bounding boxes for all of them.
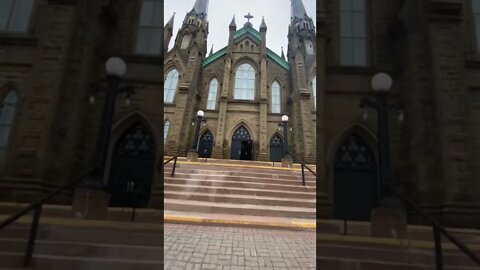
[386,185,480,269]
[129,152,188,222]
[0,167,97,267]
[290,154,316,186]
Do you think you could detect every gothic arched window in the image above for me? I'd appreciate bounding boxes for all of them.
[340,0,367,66]
[164,69,179,103]
[473,0,480,51]
[0,91,18,164]
[234,63,255,100]
[271,81,281,113]
[135,0,162,55]
[312,77,316,110]
[164,120,170,141]
[207,78,218,110]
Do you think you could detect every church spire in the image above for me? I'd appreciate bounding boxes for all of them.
[229,15,236,31]
[281,47,285,60]
[209,44,214,56]
[192,0,209,18]
[260,16,267,32]
[291,0,309,21]
[165,13,175,30]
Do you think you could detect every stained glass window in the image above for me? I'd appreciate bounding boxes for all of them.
[164,120,170,141]
[164,69,179,103]
[234,64,255,100]
[207,78,218,110]
[474,0,480,51]
[312,77,316,110]
[271,81,281,113]
[340,0,367,66]
[135,0,162,55]
[0,0,34,32]
[0,91,17,165]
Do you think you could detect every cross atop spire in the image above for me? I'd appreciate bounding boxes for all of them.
[244,13,254,23]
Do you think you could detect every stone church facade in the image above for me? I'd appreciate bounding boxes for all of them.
[163,0,317,164]
[0,0,479,227]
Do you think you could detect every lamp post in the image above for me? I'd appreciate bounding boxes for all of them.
[360,72,403,204]
[278,114,293,167]
[73,57,134,218]
[280,115,289,155]
[187,110,206,161]
[361,72,407,238]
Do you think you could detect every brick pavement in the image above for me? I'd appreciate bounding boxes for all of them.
[164,223,316,270]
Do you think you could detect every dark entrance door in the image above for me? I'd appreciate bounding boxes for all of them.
[108,123,155,208]
[230,126,253,160]
[198,130,214,158]
[333,134,377,221]
[269,134,283,162]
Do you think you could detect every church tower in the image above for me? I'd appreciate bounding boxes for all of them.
[287,0,316,162]
[164,0,210,153]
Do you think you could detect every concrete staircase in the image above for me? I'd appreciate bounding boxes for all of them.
[315,220,480,269]
[0,215,163,270]
[163,157,316,220]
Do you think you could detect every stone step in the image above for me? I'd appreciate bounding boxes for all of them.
[164,156,316,168]
[165,162,316,176]
[164,191,316,208]
[164,183,316,199]
[0,238,162,261]
[164,198,316,218]
[0,252,162,270]
[166,168,316,181]
[318,243,479,268]
[0,226,163,247]
[164,177,315,192]
[315,219,480,245]
[317,256,479,270]
[165,174,315,188]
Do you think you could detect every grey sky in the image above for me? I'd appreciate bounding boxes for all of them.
[164,0,316,57]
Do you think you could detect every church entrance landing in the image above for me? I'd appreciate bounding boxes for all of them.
[230,126,253,160]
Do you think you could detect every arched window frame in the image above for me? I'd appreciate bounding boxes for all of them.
[164,68,179,103]
[270,81,281,113]
[135,0,162,55]
[206,78,219,110]
[164,120,170,141]
[233,63,256,100]
[0,90,18,165]
[340,0,367,66]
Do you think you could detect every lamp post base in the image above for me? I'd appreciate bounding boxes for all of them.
[281,155,293,168]
[187,150,199,162]
[72,188,110,220]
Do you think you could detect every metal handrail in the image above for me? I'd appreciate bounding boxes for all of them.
[289,154,316,186]
[129,152,188,222]
[386,185,480,268]
[0,167,98,266]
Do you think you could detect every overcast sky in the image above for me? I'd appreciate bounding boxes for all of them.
[164,0,316,57]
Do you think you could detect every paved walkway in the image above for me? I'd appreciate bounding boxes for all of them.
[164,223,316,270]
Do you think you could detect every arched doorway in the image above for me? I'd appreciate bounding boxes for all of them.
[198,130,214,158]
[269,133,283,162]
[230,126,253,160]
[108,123,155,208]
[333,134,377,221]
